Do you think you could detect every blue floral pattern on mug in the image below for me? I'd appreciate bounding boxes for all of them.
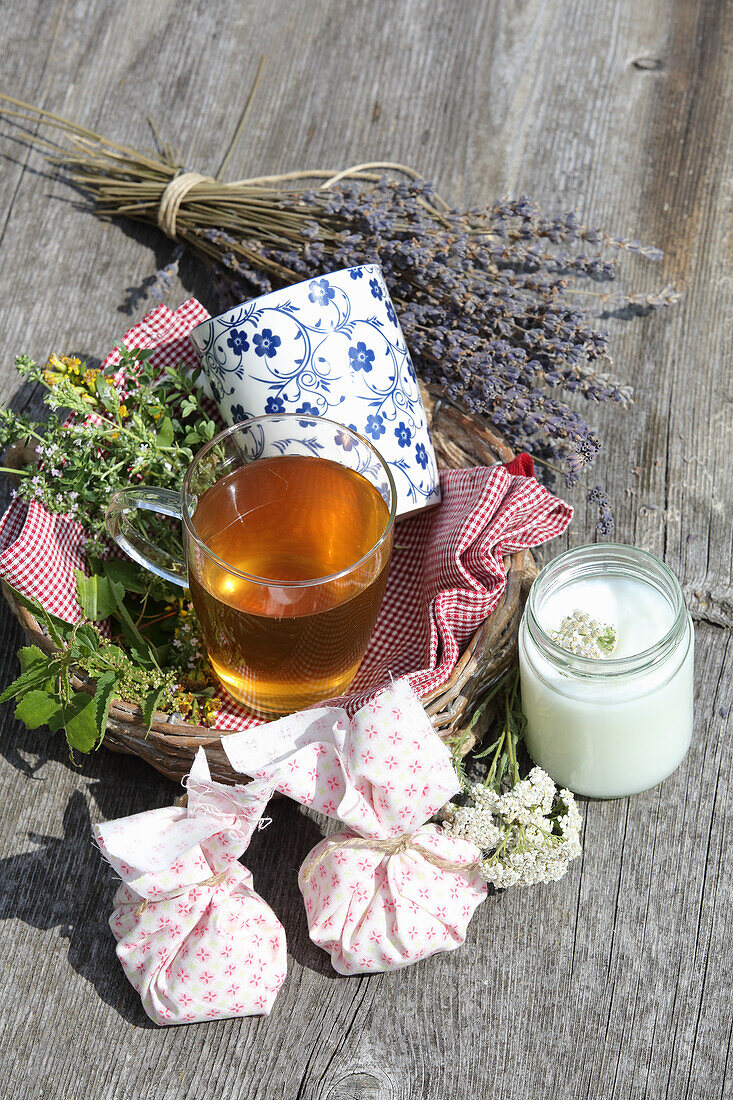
[253,328,281,358]
[349,341,375,373]
[395,422,412,448]
[365,413,385,439]
[308,278,335,306]
[296,402,320,426]
[227,329,249,355]
[334,426,358,451]
[188,263,441,516]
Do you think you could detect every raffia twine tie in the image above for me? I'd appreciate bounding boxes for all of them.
[134,867,231,916]
[157,171,215,239]
[300,832,481,884]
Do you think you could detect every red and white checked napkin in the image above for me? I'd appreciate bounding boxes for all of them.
[0,299,572,730]
[93,748,287,1024]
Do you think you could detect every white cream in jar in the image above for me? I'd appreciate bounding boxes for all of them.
[519,544,694,798]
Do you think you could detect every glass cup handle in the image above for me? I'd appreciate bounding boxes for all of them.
[105,487,188,589]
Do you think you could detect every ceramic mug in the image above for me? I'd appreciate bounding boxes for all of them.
[189,264,441,518]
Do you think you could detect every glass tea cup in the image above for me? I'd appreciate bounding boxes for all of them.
[105,414,396,717]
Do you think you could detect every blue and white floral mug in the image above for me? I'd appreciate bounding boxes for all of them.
[189,265,441,518]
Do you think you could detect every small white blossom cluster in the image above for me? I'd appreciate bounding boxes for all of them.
[441,767,582,889]
[548,608,617,658]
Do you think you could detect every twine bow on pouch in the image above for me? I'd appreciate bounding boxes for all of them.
[93,748,286,1025]
[222,679,488,975]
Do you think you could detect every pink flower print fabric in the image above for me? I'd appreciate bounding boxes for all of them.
[93,749,287,1025]
[300,824,486,974]
[222,678,459,837]
[222,680,488,974]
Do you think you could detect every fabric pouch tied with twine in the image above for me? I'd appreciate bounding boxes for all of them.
[92,748,287,1025]
[222,679,487,975]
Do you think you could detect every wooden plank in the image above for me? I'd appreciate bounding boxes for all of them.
[0,621,730,1099]
[0,0,730,1097]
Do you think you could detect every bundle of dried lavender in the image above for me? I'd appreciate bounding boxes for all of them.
[0,94,678,524]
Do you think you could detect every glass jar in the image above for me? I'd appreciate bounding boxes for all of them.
[518,544,694,797]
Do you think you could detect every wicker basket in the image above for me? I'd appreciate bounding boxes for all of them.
[2,386,536,784]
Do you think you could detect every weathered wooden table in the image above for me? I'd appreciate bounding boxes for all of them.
[1,2,730,1097]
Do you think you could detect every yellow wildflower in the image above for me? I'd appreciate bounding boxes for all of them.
[83,368,98,388]
[43,369,60,386]
[118,404,129,418]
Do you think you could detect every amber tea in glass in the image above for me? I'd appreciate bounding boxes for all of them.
[106,416,396,717]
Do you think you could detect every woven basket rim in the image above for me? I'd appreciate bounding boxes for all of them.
[1,387,535,782]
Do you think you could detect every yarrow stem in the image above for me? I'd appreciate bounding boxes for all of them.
[441,668,582,889]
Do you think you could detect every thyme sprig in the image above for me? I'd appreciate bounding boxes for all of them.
[0,347,223,751]
[0,345,219,559]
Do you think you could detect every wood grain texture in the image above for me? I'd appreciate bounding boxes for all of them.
[0,0,731,1097]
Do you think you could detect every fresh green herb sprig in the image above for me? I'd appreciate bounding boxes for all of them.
[0,584,174,754]
[471,669,526,792]
[0,345,220,559]
[446,667,524,789]
[0,347,225,754]
[1,571,219,755]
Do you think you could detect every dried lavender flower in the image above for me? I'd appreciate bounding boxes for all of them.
[200,183,672,485]
[0,96,675,487]
[587,485,615,534]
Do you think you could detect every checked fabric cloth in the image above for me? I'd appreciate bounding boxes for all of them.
[0,299,572,732]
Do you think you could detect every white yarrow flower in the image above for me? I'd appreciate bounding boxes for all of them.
[441,766,582,889]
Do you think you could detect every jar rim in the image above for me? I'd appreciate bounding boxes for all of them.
[525,543,688,678]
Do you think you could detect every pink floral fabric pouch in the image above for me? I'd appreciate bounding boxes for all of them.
[222,679,487,974]
[93,748,287,1024]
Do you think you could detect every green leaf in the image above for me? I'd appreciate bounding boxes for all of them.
[6,586,71,648]
[156,416,174,449]
[95,373,120,415]
[74,622,102,653]
[74,570,118,621]
[109,580,159,669]
[14,690,62,730]
[100,558,150,594]
[141,684,166,735]
[48,693,99,753]
[93,670,119,740]
[18,645,50,675]
[16,645,58,695]
[102,644,128,664]
[0,656,61,704]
